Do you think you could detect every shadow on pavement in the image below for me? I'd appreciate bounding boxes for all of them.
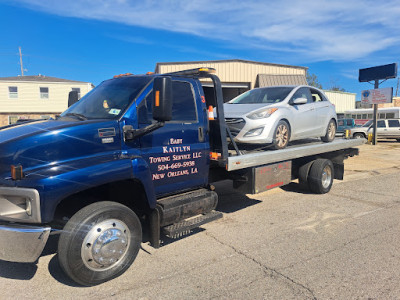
[213,180,262,213]
[280,182,314,194]
[48,255,83,287]
[0,260,37,280]
[0,233,62,281]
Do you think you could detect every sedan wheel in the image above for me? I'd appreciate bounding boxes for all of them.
[321,119,336,142]
[273,121,290,150]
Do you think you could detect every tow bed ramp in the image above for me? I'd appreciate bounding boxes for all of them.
[227,138,365,171]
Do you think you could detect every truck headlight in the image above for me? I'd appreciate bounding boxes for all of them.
[0,188,41,223]
[247,108,278,120]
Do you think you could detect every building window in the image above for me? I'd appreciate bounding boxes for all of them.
[8,115,19,124]
[8,86,18,98]
[386,113,395,118]
[71,88,81,99]
[40,87,49,99]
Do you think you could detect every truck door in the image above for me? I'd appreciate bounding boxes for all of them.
[386,119,400,138]
[376,120,387,137]
[137,78,209,196]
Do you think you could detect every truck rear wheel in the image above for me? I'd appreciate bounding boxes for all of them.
[58,201,142,286]
[308,159,334,194]
[298,161,314,190]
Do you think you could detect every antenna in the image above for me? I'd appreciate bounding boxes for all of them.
[19,46,24,76]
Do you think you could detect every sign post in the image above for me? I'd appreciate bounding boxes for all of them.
[359,63,397,145]
[361,86,393,145]
[372,80,379,145]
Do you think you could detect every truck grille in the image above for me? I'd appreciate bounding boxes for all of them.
[225,118,246,137]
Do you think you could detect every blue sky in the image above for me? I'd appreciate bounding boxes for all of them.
[0,0,399,100]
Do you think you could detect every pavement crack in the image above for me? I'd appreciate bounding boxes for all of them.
[205,231,317,300]
[281,222,400,272]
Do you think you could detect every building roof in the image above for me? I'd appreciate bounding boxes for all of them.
[255,74,307,87]
[155,59,308,73]
[0,75,90,84]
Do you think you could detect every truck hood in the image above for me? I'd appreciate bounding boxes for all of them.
[223,103,274,118]
[0,119,121,179]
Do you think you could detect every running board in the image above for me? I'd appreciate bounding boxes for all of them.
[163,211,223,238]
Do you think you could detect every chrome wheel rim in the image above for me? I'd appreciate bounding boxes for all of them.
[81,219,130,271]
[321,165,332,189]
[328,122,336,140]
[276,124,289,148]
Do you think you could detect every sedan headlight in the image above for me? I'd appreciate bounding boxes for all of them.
[247,108,278,120]
[244,127,264,137]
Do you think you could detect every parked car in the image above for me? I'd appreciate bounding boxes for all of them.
[337,118,356,135]
[350,119,400,141]
[224,85,337,149]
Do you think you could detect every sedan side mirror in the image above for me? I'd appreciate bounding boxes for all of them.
[153,77,172,122]
[291,97,308,105]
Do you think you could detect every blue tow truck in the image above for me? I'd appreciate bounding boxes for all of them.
[0,68,364,285]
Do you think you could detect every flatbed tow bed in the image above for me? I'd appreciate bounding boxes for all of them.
[226,138,365,171]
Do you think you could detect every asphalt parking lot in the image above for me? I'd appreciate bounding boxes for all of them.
[1,140,400,299]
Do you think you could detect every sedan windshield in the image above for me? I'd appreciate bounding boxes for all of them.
[61,76,151,120]
[228,87,293,104]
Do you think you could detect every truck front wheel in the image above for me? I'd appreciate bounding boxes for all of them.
[58,201,142,286]
[308,159,334,194]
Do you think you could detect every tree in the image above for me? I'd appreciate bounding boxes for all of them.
[330,85,347,92]
[306,72,323,89]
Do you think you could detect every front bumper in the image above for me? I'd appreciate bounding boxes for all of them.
[0,223,50,263]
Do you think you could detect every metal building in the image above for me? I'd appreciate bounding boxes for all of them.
[324,90,356,117]
[155,59,307,102]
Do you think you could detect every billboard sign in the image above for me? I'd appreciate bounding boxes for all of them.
[359,63,397,82]
[361,87,393,104]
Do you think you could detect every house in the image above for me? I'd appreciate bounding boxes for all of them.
[0,75,93,126]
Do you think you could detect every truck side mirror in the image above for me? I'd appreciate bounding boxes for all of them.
[68,91,79,107]
[153,77,172,122]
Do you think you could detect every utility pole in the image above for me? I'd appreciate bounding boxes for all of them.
[19,46,24,76]
[396,77,399,97]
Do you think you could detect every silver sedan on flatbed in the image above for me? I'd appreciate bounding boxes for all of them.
[224,85,337,149]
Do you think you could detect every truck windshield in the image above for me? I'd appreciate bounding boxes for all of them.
[228,87,293,104]
[61,76,151,120]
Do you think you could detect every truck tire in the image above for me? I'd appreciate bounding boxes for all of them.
[321,119,336,142]
[308,159,334,194]
[272,120,290,150]
[298,161,314,190]
[354,133,365,139]
[58,201,142,286]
